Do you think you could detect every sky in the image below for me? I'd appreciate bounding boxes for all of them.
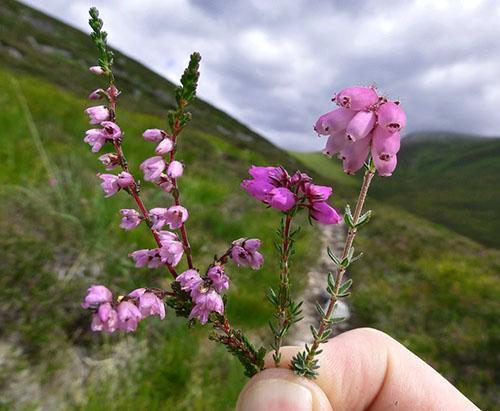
[22,0,500,150]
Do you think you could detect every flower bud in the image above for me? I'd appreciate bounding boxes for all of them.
[167,160,184,178]
[88,88,106,100]
[143,129,166,142]
[117,171,134,188]
[89,65,105,75]
[155,138,174,155]
[140,156,166,181]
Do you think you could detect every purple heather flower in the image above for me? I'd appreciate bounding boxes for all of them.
[176,269,203,293]
[155,138,174,155]
[335,86,379,111]
[89,65,104,75]
[165,206,189,230]
[241,179,275,202]
[189,289,224,324]
[323,132,349,157]
[129,249,151,267]
[374,154,398,177]
[98,173,119,197]
[85,105,110,125]
[268,187,296,212]
[207,265,230,293]
[314,107,356,135]
[303,183,332,203]
[242,238,261,252]
[372,126,401,160]
[147,249,163,268]
[129,289,166,320]
[167,161,184,179]
[309,202,341,225]
[117,171,134,188]
[339,136,371,175]
[143,129,167,142]
[98,153,120,170]
[82,285,113,309]
[346,110,376,141]
[248,165,289,186]
[377,101,407,133]
[119,209,142,230]
[158,178,174,193]
[88,88,105,100]
[101,121,122,140]
[159,236,184,267]
[91,303,118,333]
[149,208,168,230]
[116,301,142,332]
[84,129,107,153]
[230,240,264,270]
[140,156,166,181]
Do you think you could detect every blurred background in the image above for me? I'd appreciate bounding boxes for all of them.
[0,0,499,409]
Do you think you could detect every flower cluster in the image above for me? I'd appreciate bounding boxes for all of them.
[315,86,406,176]
[241,166,341,224]
[82,285,165,333]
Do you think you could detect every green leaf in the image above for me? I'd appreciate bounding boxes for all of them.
[338,279,353,295]
[327,246,341,265]
[355,210,372,228]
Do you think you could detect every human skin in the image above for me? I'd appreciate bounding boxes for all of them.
[236,328,480,411]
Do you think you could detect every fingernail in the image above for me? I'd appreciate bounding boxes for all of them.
[239,378,313,411]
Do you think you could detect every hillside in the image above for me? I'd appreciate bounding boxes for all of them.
[1,1,499,410]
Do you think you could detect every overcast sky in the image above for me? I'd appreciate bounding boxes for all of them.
[22,0,500,150]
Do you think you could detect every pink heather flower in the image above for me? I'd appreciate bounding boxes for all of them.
[89,65,104,75]
[243,238,261,252]
[116,301,142,332]
[323,132,349,157]
[310,202,341,225]
[165,205,189,230]
[159,236,184,267]
[248,166,289,186]
[143,129,166,142]
[346,110,376,141]
[129,289,166,320]
[98,153,120,170]
[290,171,312,186]
[140,156,166,181]
[314,108,356,135]
[374,154,398,177]
[158,177,174,193]
[189,289,224,324]
[303,183,332,203]
[149,208,168,230]
[231,245,264,270]
[101,121,122,140]
[91,303,118,333]
[372,126,401,160]
[157,230,178,242]
[176,269,203,293]
[241,179,275,202]
[155,138,174,155]
[82,285,112,309]
[147,249,164,268]
[98,173,119,197]
[335,86,379,111]
[88,88,105,100]
[167,161,184,179]
[85,105,110,125]
[119,209,142,230]
[377,101,407,133]
[129,249,151,267]
[339,136,371,175]
[268,187,296,212]
[207,265,230,293]
[117,171,134,188]
[84,129,107,153]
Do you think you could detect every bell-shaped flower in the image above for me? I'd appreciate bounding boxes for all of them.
[377,101,406,133]
[334,86,379,111]
[346,110,376,141]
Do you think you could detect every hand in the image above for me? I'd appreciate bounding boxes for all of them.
[237,328,479,410]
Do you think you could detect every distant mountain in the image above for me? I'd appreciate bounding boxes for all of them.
[371,132,500,248]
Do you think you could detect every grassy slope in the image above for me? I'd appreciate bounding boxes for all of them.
[0,0,499,409]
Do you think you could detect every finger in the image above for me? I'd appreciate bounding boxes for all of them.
[237,367,333,411]
[268,328,479,411]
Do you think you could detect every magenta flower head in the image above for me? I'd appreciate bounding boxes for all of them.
[241,179,275,202]
[119,209,142,230]
[207,265,230,293]
[377,101,407,133]
[82,285,113,309]
[140,156,166,181]
[314,108,356,135]
[89,65,104,75]
[269,187,296,212]
[91,303,118,333]
[231,238,264,270]
[334,86,379,111]
[84,129,107,153]
[98,153,120,170]
[309,202,341,225]
[101,121,122,140]
[116,301,142,332]
[159,235,184,267]
[323,132,349,157]
[165,205,189,230]
[143,128,166,142]
[167,160,184,179]
[155,138,174,155]
[85,105,110,125]
[189,289,224,324]
[346,110,376,141]
[98,173,119,197]
[176,269,203,294]
[303,183,332,203]
[339,136,371,175]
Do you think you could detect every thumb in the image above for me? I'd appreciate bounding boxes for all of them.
[236,367,333,411]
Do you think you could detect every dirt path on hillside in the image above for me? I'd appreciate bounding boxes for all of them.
[287,222,350,346]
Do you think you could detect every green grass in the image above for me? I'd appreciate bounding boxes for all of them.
[1,1,499,409]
